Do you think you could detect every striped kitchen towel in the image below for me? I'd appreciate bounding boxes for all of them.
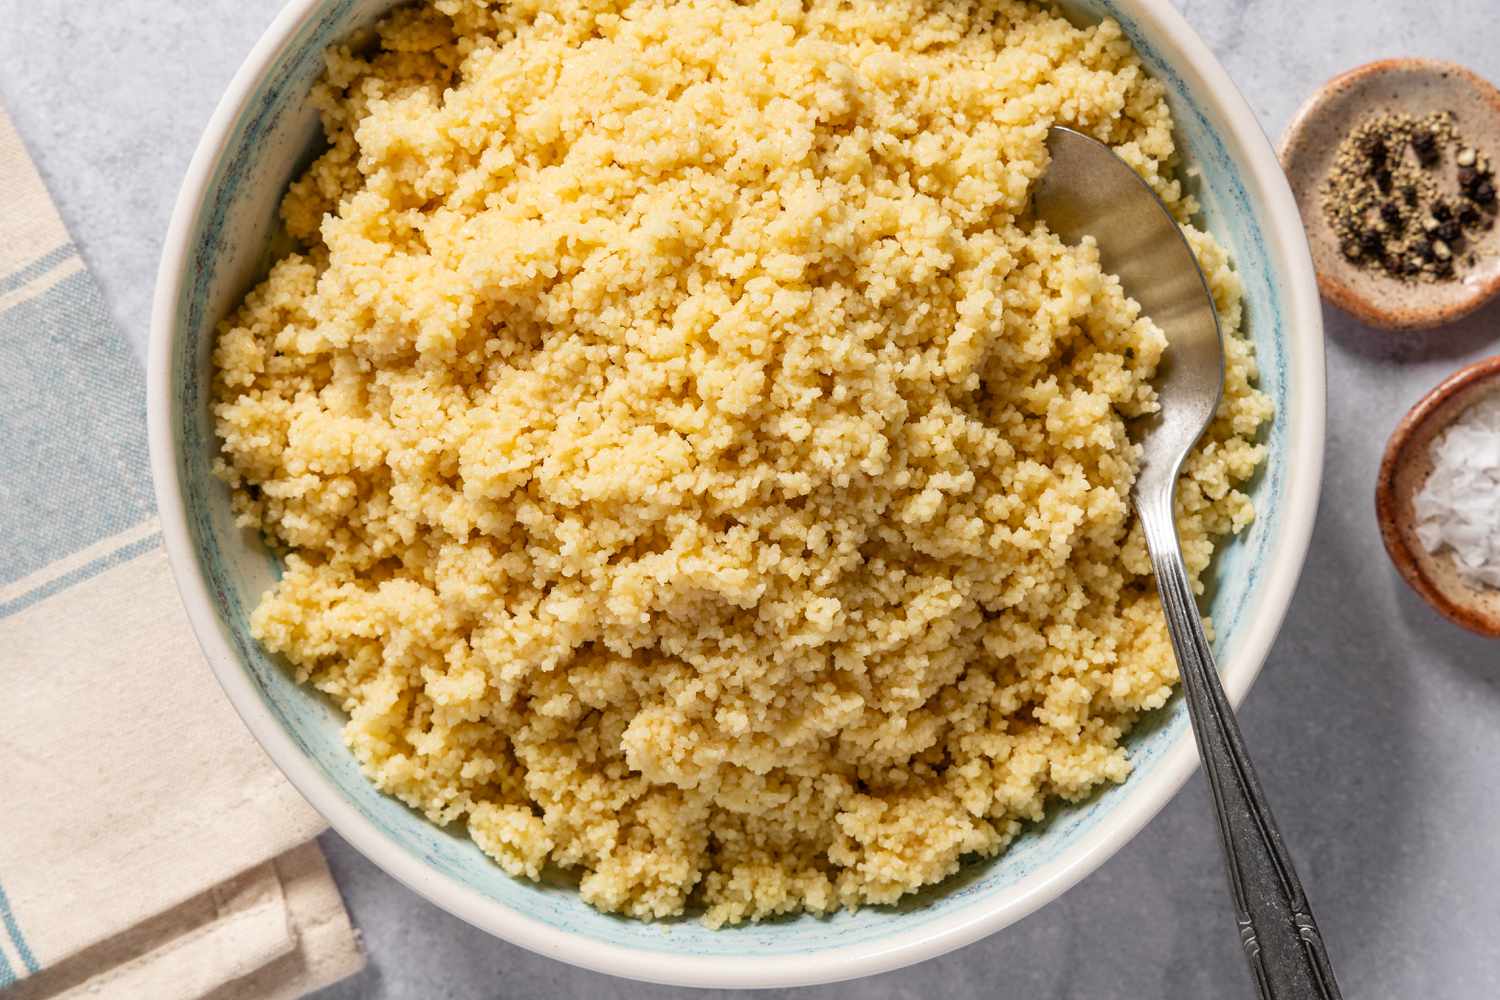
[0,104,363,997]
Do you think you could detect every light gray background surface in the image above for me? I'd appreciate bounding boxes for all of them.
[2,1,1497,997]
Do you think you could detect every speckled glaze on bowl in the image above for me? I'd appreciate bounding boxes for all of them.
[1376,356,1500,638]
[147,0,1325,988]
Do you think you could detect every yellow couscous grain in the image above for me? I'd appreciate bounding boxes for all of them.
[213,0,1271,925]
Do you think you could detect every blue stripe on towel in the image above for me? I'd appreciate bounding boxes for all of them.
[0,267,154,588]
[0,531,163,622]
[0,241,73,298]
[0,880,39,976]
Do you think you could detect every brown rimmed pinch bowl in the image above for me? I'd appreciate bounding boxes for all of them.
[1377,355,1500,637]
[1281,59,1500,331]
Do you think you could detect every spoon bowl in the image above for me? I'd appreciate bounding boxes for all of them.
[1034,126,1225,492]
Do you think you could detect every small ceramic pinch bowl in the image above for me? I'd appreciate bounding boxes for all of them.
[148,0,1325,988]
[1281,59,1500,331]
[1377,355,1500,638]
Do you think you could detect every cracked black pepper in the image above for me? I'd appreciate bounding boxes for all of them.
[1322,110,1496,282]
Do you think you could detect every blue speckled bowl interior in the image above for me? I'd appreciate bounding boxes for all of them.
[169,0,1295,961]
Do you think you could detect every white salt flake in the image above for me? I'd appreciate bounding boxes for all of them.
[1412,390,1500,590]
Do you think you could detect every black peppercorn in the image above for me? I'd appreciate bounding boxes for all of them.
[1432,200,1453,221]
[1412,130,1440,163]
[1359,229,1385,257]
[1458,165,1479,190]
[1460,204,1482,227]
[1436,220,1464,244]
[1473,179,1496,205]
[1380,202,1403,229]
[1414,238,1435,262]
[1367,137,1388,166]
[1375,167,1393,193]
[1402,184,1419,206]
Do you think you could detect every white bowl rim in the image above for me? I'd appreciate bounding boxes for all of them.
[147,0,1326,988]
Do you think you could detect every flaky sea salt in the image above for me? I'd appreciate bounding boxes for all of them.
[1412,390,1500,590]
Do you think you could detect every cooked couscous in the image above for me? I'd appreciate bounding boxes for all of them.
[213,0,1270,925]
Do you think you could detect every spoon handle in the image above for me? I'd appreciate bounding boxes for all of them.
[1138,498,1342,1000]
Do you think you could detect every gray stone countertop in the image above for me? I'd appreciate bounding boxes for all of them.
[2,0,1497,996]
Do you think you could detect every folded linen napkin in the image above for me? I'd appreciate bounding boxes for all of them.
[0,104,364,997]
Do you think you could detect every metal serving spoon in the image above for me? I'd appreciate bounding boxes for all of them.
[1033,126,1342,1000]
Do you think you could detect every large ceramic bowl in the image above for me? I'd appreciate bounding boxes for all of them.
[148,0,1324,988]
